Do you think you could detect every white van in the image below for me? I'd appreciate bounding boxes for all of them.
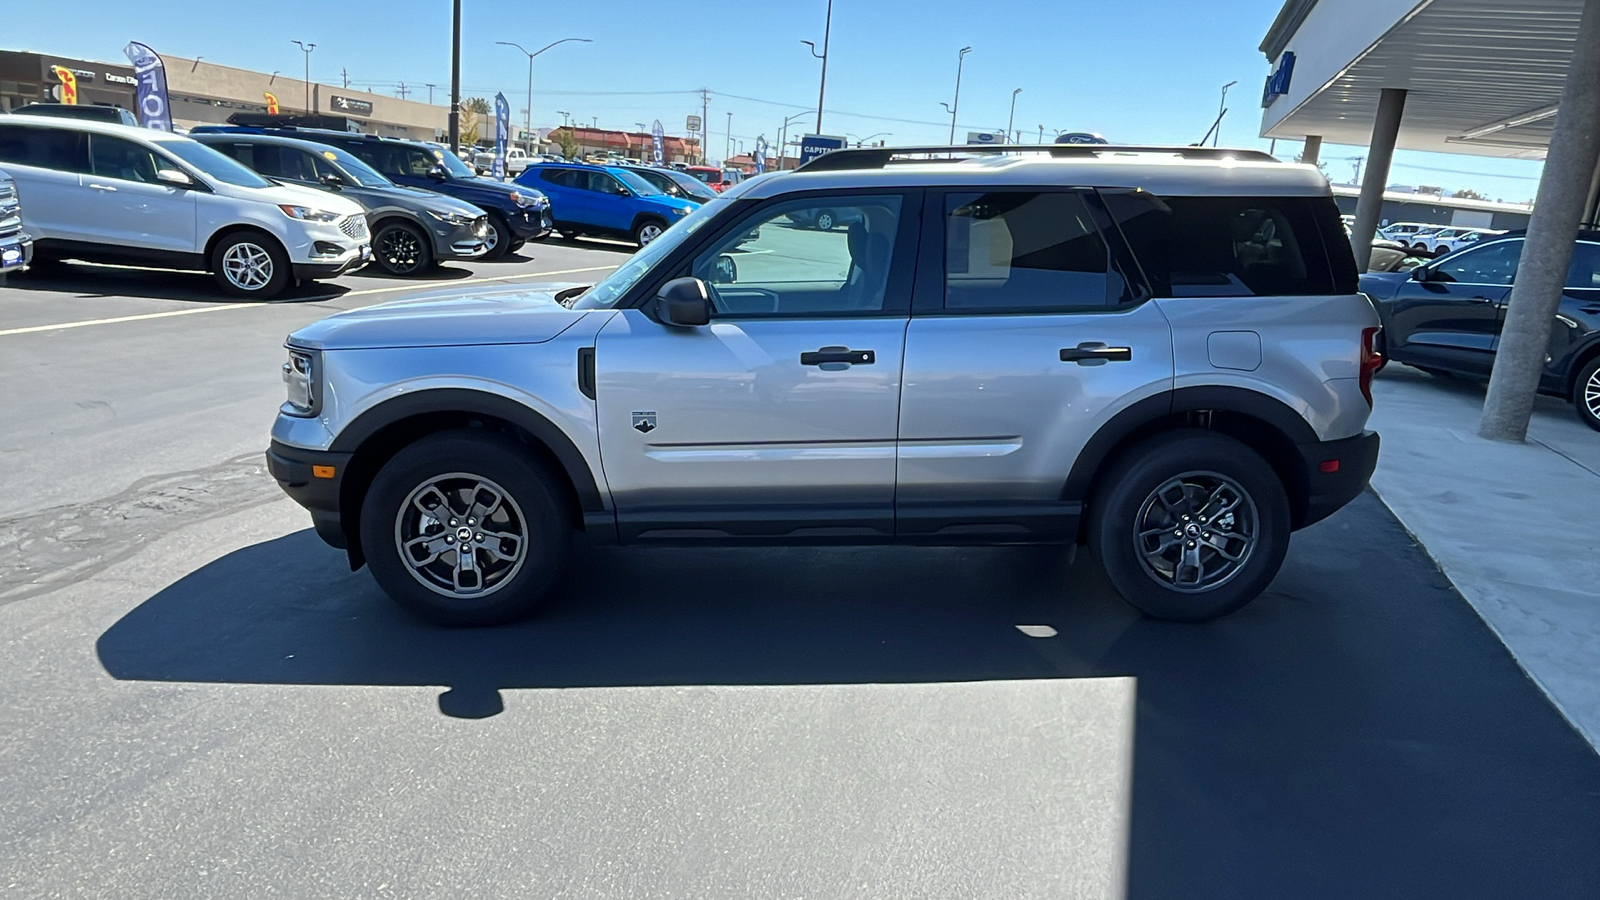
[0,117,370,299]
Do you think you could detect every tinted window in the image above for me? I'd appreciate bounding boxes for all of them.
[539,168,579,188]
[154,140,274,188]
[1106,193,1344,297]
[1433,239,1522,286]
[87,134,162,183]
[944,191,1120,310]
[1567,242,1600,289]
[691,195,903,316]
[0,124,89,173]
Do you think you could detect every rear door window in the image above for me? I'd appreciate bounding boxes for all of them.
[0,124,89,173]
[1105,192,1347,297]
[1433,239,1522,285]
[942,190,1125,311]
[1566,242,1600,289]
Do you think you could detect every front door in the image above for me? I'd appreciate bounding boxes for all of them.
[896,188,1174,540]
[79,134,197,253]
[594,192,916,541]
[1388,238,1521,375]
[582,171,634,233]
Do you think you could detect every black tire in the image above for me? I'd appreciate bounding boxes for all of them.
[633,217,668,248]
[1415,366,1451,378]
[210,231,291,299]
[508,239,527,254]
[481,213,514,260]
[372,221,434,276]
[1574,357,1600,432]
[360,430,572,626]
[814,210,836,231]
[1087,430,1291,622]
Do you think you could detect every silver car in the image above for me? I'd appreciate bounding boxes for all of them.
[267,145,1382,625]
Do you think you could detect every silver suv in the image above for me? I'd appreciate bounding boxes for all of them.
[267,145,1382,625]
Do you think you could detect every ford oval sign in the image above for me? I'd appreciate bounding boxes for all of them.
[1054,132,1109,145]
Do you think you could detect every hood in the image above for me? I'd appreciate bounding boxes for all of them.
[289,282,595,350]
[647,194,700,215]
[457,176,543,201]
[1358,271,1410,301]
[356,183,484,216]
[217,180,365,217]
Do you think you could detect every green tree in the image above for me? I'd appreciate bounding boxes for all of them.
[551,127,581,160]
[1452,188,1487,201]
[461,96,491,147]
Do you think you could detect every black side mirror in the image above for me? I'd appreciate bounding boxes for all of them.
[655,277,712,327]
[428,164,449,181]
[710,254,738,284]
[320,173,344,190]
[1411,265,1431,282]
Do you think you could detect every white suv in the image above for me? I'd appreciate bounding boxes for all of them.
[0,117,370,299]
[268,144,1382,626]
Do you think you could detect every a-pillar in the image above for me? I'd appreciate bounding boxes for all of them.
[1583,155,1600,229]
[1482,0,1600,441]
[1300,135,1323,166]
[1350,90,1407,272]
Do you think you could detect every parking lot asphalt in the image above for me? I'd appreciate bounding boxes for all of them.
[2,248,1599,898]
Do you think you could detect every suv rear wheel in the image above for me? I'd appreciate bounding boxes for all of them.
[1088,431,1290,622]
[211,232,290,299]
[360,431,572,626]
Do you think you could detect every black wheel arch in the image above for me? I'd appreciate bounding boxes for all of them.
[630,212,670,237]
[330,389,606,568]
[1063,386,1320,533]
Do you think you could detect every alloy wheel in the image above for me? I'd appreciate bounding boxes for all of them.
[1133,471,1259,593]
[393,473,529,598]
[377,228,424,274]
[221,242,274,291]
[1585,366,1600,421]
[638,223,664,245]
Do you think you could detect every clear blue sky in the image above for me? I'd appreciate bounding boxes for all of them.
[7,0,1545,201]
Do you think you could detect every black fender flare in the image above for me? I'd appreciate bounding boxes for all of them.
[1061,385,1319,502]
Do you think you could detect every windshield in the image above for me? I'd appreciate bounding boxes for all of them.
[326,147,393,188]
[613,169,664,196]
[428,146,478,178]
[155,138,274,189]
[663,169,717,199]
[572,198,731,309]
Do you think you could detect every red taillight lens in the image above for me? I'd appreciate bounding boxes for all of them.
[1359,326,1383,407]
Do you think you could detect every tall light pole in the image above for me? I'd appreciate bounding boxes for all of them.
[497,38,591,155]
[946,46,973,143]
[777,110,810,171]
[801,0,833,134]
[290,40,315,114]
[448,0,461,152]
[1215,80,1238,147]
[850,131,890,147]
[557,110,571,128]
[1006,88,1021,145]
[726,111,733,161]
[1037,124,1045,143]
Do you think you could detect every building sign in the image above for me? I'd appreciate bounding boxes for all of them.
[1054,132,1109,145]
[686,114,702,133]
[331,95,374,116]
[104,73,136,86]
[1262,51,1295,108]
[798,134,846,165]
[966,131,1004,145]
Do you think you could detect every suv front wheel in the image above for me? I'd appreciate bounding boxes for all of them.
[212,232,290,299]
[360,430,573,626]
[1088,431,1291,622]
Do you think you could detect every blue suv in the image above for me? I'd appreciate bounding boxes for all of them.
[191,126,552,259]
[516,163,697,247]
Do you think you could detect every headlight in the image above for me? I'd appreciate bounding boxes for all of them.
[671,206,691,216]
[509,190,543,208]
[278,205,342,223]
[426,208,475,226]
[281,347,320,416]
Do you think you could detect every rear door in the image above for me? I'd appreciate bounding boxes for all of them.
[594,190,917,540]
[896,188,1173,540]
[0,123,92,242]
[1389,238,1520,374]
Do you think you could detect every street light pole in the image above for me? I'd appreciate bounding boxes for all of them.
[448,0,461,153]
[948,46,972,143]
[777,110,810,171]
[1006,88,1021,145]
[1215,80,1237,147]
[290,41,315,114]
[497,38,591,156]
[800,0,834,134]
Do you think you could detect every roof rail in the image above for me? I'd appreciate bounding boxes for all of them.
[794,144,1280,173]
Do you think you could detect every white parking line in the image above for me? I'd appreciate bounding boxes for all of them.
[0,265,616,338]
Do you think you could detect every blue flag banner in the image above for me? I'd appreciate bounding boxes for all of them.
[493,93,510,180]
[651,119,665,166]
[123,42,173,131]
[754,136,768,174]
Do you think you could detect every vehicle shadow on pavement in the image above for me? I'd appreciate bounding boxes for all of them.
[96,492,1600,898]
[7,264,351,303]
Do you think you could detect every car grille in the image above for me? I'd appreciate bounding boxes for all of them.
[0,183,20,239]
[338,215,370,242]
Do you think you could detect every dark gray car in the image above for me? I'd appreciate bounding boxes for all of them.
[195,133,489,276]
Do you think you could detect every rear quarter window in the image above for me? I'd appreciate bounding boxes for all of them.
[1105,192,1354,297]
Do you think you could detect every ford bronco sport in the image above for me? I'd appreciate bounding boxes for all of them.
[267,144,1382,625]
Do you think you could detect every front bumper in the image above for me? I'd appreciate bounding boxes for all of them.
[266,440,352,550]
[0,232,32,274]
[508,204,554,240]
[433,217,490,260]
[293,244,370,281]
[1296,430,1381,528]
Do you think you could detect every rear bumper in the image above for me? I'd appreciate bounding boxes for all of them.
[1296,430,1381,528]
[266,440,352,549]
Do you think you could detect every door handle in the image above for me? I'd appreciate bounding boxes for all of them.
[87,183,118,192]
[800,346,875,367]
[1468,295,1496,303]
[1060,342,1133,365]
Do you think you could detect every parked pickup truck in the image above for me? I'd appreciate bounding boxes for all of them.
[473,147,533,178]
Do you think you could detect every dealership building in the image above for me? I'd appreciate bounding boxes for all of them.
[0,49,446,140]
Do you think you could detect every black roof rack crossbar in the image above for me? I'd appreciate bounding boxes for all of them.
[795,144,1279,173]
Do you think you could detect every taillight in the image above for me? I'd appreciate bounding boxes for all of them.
[1359,326,1383,407]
